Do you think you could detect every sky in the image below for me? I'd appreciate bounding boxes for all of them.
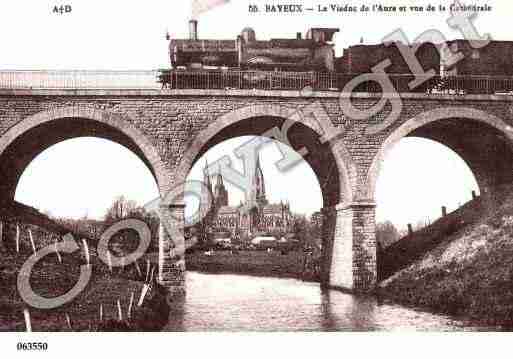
[4,0,504,229]
[185,136,323,219]
[0,0,510,69]
[15,135,478,230]
[15,138,160,219]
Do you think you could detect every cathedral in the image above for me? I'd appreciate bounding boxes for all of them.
[200,157,294,240]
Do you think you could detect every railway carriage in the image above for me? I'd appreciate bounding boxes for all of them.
[159,19,513,95]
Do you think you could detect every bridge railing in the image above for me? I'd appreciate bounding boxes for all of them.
[2,70,513,95]
[161,71,513,94]
[0,70,160,89]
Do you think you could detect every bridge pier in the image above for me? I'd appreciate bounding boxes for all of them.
[2,88,512,299]
[322,202,377,293]
[158,204,186,296]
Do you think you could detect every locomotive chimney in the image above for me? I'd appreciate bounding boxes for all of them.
[189,19,198,40]
[296,32,302,40]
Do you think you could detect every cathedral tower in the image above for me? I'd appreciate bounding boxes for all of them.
[200,160,214,222]
[254,156,268,206]
[214,168,229,207]
[203,160,213,194]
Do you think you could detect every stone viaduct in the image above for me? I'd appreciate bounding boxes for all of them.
[2,87,513,294]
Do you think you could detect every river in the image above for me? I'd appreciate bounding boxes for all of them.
[163,272,483,331]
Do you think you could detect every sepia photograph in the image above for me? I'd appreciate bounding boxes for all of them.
[0,0,512,357]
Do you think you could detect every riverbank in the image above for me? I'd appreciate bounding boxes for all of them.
[378,192,513,328]
[0,247,169,332]
[186,250,320,282]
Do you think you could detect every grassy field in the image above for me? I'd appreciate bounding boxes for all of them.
[0,244,169,332]
[186,250,320,281]
[379,191,513,327]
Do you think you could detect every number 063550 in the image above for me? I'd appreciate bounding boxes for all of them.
[17,342,48,351]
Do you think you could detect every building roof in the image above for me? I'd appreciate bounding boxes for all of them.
[262,203,288,213]
[217,205,239,214]
[251,236,277,244]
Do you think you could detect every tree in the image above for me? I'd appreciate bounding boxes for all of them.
[293,215,308,246]
[376,221,400,249]
[308,216,322,240]
[102,196,161,253]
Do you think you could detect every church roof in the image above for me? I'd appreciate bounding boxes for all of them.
[262,203,287,212]
[217,205,239,214]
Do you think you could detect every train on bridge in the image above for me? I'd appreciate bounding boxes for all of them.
[168,19,340,72]
[158,19,513,94]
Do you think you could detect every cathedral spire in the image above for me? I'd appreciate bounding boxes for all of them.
[203,159,212,193]
[254,155,267,205]
[216,165,224,187]
[214,165,228,206]
[200,159,214,227]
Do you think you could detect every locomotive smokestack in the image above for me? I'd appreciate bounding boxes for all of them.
[189,19,198,40]
[296,32,302,40]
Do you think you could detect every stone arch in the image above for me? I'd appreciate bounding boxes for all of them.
[0,105,172,198]
[166,103,366,291]
[173,103,357,206]
[365,106,513,201]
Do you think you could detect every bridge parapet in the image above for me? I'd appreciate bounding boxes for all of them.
[0,70,159,90]
[2,70,513,95]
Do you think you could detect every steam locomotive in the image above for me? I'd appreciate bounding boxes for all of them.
[168,20,339,72]
[159,19,513,94]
